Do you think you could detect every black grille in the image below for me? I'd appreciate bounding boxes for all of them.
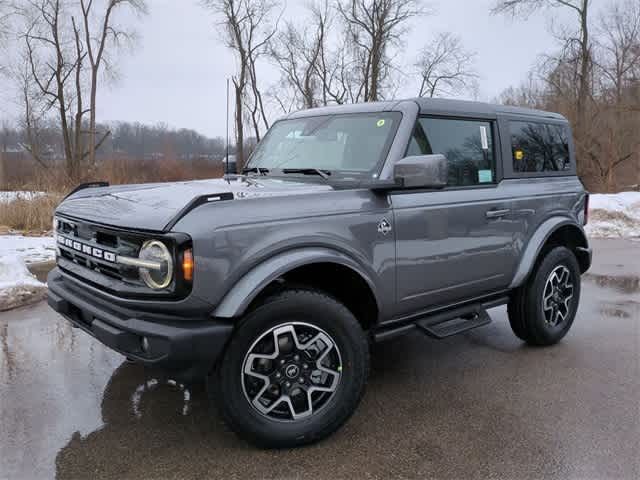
[55,217,142,284]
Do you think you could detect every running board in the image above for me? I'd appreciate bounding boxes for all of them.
[414,306,492,339]
[373,295,508,342]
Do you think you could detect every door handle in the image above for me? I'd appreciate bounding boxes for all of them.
[485,208,511,219]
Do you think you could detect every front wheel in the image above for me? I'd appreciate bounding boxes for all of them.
[209,288,370,448]
[508,246,581,346]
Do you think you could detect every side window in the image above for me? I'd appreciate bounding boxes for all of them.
[408,117,496,187]
[510,121,571,173]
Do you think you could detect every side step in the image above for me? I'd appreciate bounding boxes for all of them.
[414,306,492,339]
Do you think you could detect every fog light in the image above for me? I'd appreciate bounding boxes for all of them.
[141,337,150,353]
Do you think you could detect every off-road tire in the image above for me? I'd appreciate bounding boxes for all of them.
[209,288,370,448]
[508,246,581,346]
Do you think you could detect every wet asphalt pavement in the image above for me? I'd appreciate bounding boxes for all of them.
[1,240,639,479]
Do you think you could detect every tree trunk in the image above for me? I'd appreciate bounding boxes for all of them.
[369,49,380,101]
[88,71,98,165]
[576,0,590,140]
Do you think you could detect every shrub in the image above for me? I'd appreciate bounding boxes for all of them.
[0,195,62,233]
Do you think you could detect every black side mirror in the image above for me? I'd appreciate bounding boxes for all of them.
[394,154,448,189]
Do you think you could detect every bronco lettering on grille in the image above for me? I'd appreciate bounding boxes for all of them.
[58,235,117,263]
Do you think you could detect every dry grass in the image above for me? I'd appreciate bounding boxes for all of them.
[0,157,225,233]
[0,194,63,234]
[5,157,225,193]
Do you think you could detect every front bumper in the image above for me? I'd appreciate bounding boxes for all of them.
[47,268,233,382]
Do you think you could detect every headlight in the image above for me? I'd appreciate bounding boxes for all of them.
[138,240,173,289]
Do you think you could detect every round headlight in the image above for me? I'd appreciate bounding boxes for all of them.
[139,240,173,290]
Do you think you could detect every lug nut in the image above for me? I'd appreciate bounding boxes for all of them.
[293,355,300,362]
[275,372,281,379]
[299,377,304,383]
[280,359,286,365]
[302,363,309,369]
[285,382,291,388]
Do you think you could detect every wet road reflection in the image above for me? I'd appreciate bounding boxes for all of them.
[1,277,639,479]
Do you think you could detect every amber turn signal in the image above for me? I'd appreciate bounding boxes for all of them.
[182,248,194,282]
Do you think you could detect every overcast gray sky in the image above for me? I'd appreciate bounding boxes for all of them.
[3,0,578,138]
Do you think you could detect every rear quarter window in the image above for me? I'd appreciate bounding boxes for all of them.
[510,121,571,173]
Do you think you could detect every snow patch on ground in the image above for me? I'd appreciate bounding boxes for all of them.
[586,192,640,239]
[0,234,56,264]
[0,190,46,203]
[0,256,48,311]
[0,234,55,311]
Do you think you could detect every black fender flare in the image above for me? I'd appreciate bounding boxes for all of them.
[212,247,381,319]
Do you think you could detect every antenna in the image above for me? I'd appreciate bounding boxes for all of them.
[225,78,230,176]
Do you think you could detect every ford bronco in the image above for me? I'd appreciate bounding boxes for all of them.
[48,98,592,448]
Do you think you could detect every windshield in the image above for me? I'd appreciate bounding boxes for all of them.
[246,112,402,177]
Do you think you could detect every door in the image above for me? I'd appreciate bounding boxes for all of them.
[391,116,518,316]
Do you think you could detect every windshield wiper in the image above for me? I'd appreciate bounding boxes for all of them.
[242,167,270,176]
[282,168,331,179]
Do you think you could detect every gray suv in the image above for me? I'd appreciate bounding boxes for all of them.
[48,98,592,448]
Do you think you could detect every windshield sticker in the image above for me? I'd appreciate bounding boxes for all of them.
[515,149,524,161]
[376,119,386,127]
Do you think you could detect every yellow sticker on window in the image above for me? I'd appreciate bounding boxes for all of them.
[515,150,524,161]
[376,119,386,127]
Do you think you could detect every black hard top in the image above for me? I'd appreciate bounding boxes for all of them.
[286,97,567,121]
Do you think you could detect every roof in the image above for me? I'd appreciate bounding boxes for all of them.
[411,97,567,120]
[285,98,567,121]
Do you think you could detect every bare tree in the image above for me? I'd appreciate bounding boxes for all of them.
[14,53,50,167]
[496,0,640,192]
[21,0,85,179]
[15,0,144,180]
[497,72,544,108]
[492,0,592,142]
[271,10,322,109]
[270,1,343,110]
[337,0,426,102]
[0,1,9,43]
[595,0,640,104]
[415,32,478,98]
[203,0,278,171]
[590,0,640,190]
[79,0,147,166]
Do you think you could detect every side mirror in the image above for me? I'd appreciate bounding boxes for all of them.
[394,154,448,189]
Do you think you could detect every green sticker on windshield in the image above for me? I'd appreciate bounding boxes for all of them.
[376,119,386,127]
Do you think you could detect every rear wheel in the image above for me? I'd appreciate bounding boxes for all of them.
[508,246,581,346]
[209,288,369,448]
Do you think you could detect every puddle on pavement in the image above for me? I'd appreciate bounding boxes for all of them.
[584,273,640,295]
[0,302,203,479]
[598,305,632,319]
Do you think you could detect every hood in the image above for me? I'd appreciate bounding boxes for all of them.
[56,177,333,231]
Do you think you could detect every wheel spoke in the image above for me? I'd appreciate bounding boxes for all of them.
[255,394,287,415]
